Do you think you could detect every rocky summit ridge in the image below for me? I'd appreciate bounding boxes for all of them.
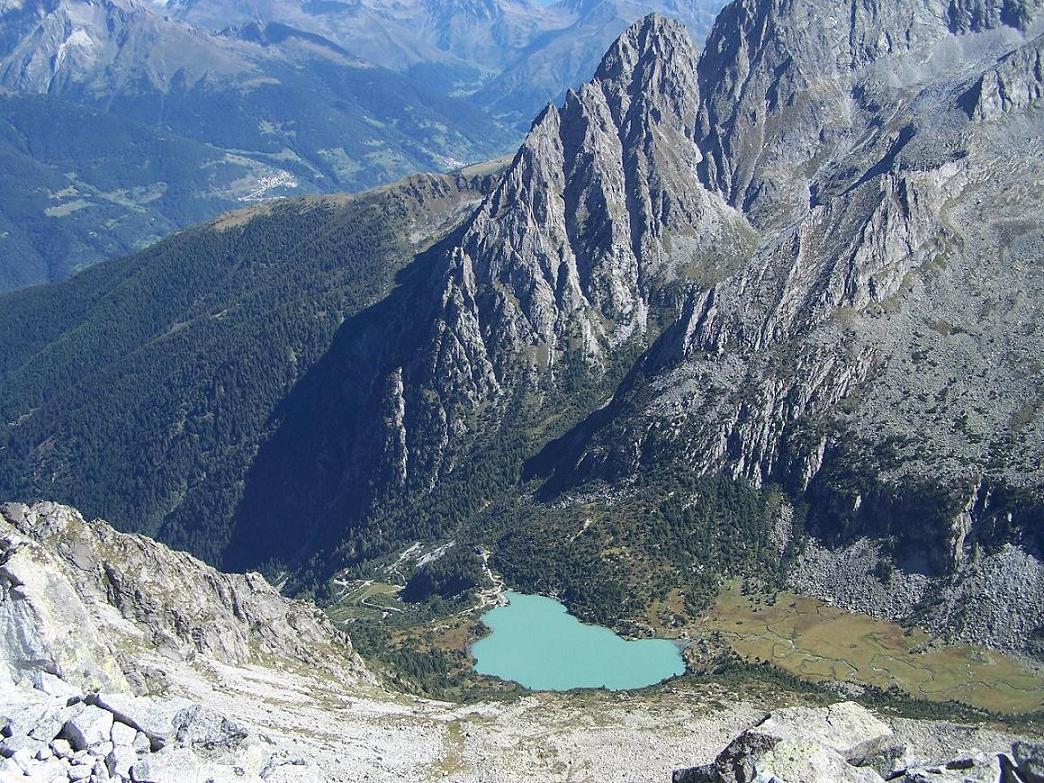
[673,700,1044,783]
[0,502,368,693]
[0,501,371,782]
[378,13,753,484]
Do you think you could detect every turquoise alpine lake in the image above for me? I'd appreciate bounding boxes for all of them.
[471,592,686,690]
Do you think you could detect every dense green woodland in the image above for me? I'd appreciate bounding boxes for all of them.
[0,179,487,565]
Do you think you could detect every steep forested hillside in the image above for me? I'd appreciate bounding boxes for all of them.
[0,169,499,563]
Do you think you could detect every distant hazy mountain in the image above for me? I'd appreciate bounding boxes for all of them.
[0,0,726,291]
[166,0,727,126]
[0,0,515,289]
[169,0,565,80]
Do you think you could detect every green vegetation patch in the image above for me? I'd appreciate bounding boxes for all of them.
[702,585,1044,714]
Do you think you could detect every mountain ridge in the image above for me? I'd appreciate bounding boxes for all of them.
[1,0,1042,659]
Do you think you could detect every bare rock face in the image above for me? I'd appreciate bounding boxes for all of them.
[673,702,1026,783]
[0,0,241,95]
[529,0,1044,648]
[963,32,1044,120]
[1,506,130,693]
[0,501,366,690]
[394,13,750,480]
[438,13,744,370]
[694,0,1042,225]
[439,16,741,351]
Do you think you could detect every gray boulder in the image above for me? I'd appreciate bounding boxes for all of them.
[172,705,248,759]
[111,721,137,748]
[62,705,114,751]
[106,744,137,779]
[675,702,891,783]
[893,751,1002,783]
[0,734,46,761]
[0,526,128,692]
[130,746,203,783]
[31,670,80,701]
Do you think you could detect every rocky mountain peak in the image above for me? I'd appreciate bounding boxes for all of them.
[440,11,747,370]
[694,0,1044,225]
[592,12,690,82]
[352,11,753,498]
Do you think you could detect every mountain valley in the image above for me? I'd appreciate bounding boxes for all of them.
[0,0,728,291]
[1,0,1044,778]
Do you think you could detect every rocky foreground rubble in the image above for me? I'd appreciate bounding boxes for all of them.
[674,701,1044,783]
[1,681,309,782]
[0,501,368,782]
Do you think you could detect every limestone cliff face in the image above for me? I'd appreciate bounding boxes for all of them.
[0,502,367,693]
[362,14,751,497]
[527,0,1044,644]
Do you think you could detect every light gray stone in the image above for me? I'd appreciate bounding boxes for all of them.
[261,765,322,783]
[62,705,114,751]
[0,734,46,760]
[172,705,248,758]
[29,703,82,743]
[31,671,80,702]
[0,759,23,783]
[106,744,137,779]
[130,747,203,783]
[676,703,895,783]
[0,528,128,693]
[89,694,195,750]
[110,722,136,748]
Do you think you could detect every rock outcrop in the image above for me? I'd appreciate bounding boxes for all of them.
[526,0,1044,649]
[1,501,370,781]
[673,702,1042,783]
[0,502,367,691]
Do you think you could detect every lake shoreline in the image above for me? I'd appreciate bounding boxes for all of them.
[470,591,687,692]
